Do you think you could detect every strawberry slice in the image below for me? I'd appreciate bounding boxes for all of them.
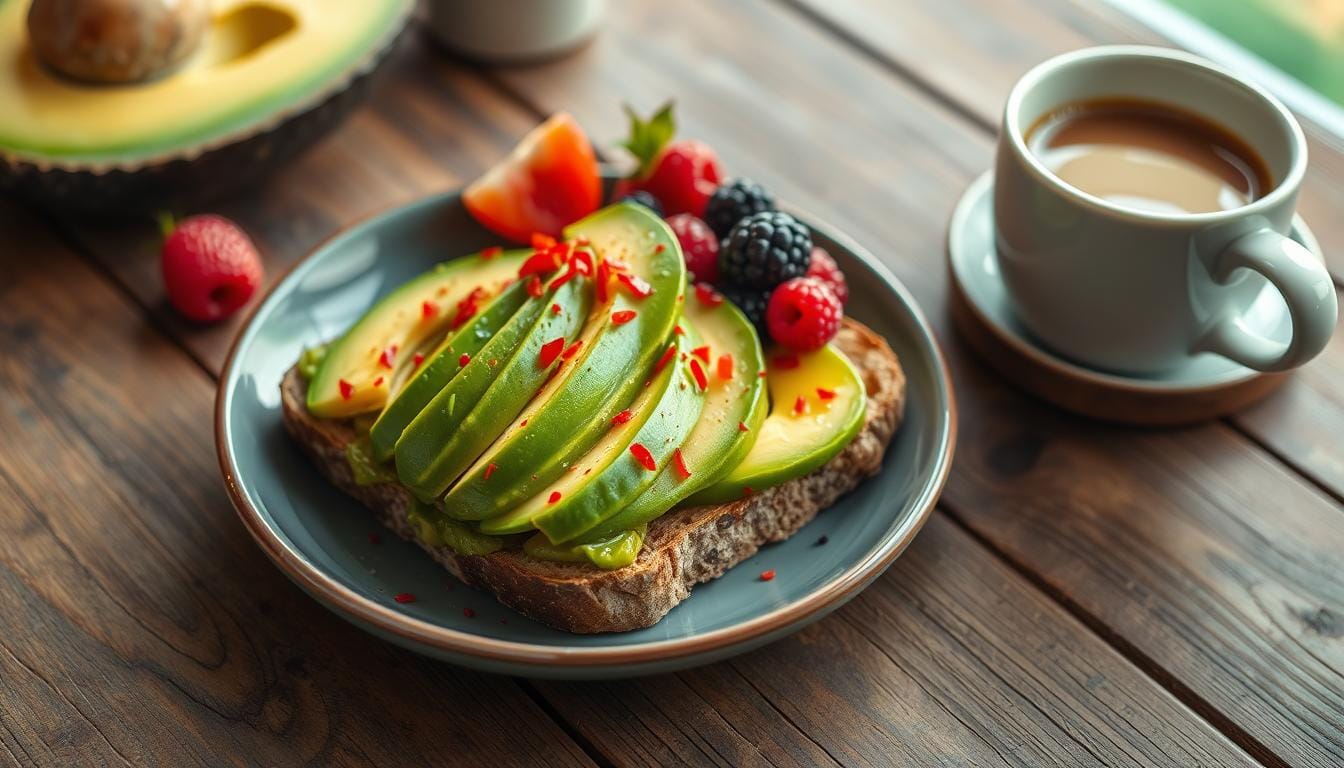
[464,113,601,243]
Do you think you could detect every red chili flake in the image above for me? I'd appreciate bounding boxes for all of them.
[530,233,556,250]
[738,421,750,432]
[481,245,503,260]
[759,570,776,582]
[552,303,562,314]
[673,324,685,336]
[463,607,476,618]
[394,593,416,604]
[742,486,754,497]
[372,376,385,387]
[630,443,657,471]
[378,345,397,370]
[691,345,710,363]
[451,288,485,329]
[488,358,498,367]
[717,354,734,381]
[654,243,666,254]
[412,353,426,369]
[519,250,562,279]
[689,358,708,390]
[772,354,800,370]
[483,462,498,480]
[548,491,562,504]
[595,259,613,303]
[574,237,591,247]
[817,387,836,400]
[611,309,637,325]
[562,340,583,360]
[758,370,767,378]
[673,448,692,480]
[694,282,724,306]
[520,419,528,427]
[793,395,807,415]
[617,273,653,298]
[458,353,471,367]
[338,379,354,400]
[653,343,677,373]
[421,300,438,319]
[611,409,633,425]
[538,337,565,368]
[526,276,544,297]
[367,532,382,545]
[570,250,594,276]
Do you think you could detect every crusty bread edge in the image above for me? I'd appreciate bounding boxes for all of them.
[280,319,905,633]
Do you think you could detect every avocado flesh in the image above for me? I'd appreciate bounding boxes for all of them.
[575,299,768,543]
[406,499,504,555]
[308,249,526,418]
[481,328,704,537]
[395,276,592,500]
[369,277,531,462]
[690,343,867,505]
[440,203,686,520]
[522,527,646,569]
[0,0,409,162]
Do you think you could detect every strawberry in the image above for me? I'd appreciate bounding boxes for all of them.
[160,214,263,323]
[614,103,723,217]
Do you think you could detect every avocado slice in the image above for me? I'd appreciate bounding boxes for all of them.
[572,297,768,543]
[440,203,686,520]
[690,343,867,504]
[368,278,531,462]
[308,248,527,418]
[479,329,705,538]
[395,275,593,500]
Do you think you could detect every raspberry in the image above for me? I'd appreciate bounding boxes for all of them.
[805,246,848,305]
[666,213,720,283]
[619,190,664,218]
[161,214,263,323]
[643,140,723,217]
[719,211,812,290]
[766,277,843,352]
[704,179,775,239]
[720,283,773,342]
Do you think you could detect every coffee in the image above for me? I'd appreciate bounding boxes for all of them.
[1026,98,1272,214]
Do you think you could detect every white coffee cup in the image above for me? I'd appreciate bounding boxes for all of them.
[994,46,1336,375]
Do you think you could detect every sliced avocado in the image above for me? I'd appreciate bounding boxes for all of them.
[0,0,409,162]
[577,298,768,543]
[480,329,704,537]
[522,526,646,570]
[406,499,504,555]
[440,203,686,520]
[308,248,527,418]
[396,275,592,500]
[691,344,867,504]
[368,278,531,462]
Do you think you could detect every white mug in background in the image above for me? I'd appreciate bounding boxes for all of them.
[993,46,1336,375]
[425,0,605,63]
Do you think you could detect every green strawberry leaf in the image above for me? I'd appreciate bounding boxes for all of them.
[619,101,677,179]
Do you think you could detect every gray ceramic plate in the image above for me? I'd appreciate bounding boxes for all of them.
[216,190,956,679]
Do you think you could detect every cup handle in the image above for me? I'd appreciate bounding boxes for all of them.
[1195,228,1337,372]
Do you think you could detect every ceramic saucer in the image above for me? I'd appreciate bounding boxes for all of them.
[947,171,1308,425]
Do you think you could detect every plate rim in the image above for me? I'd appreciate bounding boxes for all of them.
[215,190,957,669]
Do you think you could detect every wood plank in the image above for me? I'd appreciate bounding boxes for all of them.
[0,203,595,768]
[486,1,1344,765]
[536,516,1255,768]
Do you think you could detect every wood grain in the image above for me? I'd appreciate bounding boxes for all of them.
[0,204,594,768]
[484,1,1344,765]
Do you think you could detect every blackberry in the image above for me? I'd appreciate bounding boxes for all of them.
[718,211,812,289]
[720,283,773,342]
[704,178,775,239]
[619,190,664,218]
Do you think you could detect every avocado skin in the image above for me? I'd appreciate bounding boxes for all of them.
[0,22,405,215]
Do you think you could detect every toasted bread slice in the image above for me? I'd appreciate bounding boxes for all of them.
[280,319,905,633]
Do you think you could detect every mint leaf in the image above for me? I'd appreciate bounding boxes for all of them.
[619,101,677,179]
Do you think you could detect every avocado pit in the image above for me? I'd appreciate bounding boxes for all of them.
[27,0,208,83]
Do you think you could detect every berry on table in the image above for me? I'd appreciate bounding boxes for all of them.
[766,277,843,352]
[613,103,724,218]
[704,178,775,239]
[719,211,812,290]
[666,213,720,283]
[619,190,664,218]
[720,283,773,342]
[805,246,848,305]
[160,213,263,323]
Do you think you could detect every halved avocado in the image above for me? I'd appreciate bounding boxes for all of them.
[368,276,531,462]
[440,203,686,520]
[0,0,411,211]
[575,296,768,543]
[307,248,525,418]
[690,343,867,504]
[480,328,704,538]
[395,274,593,500]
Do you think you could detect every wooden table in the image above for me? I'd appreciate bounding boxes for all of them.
[4,2,1342,766]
